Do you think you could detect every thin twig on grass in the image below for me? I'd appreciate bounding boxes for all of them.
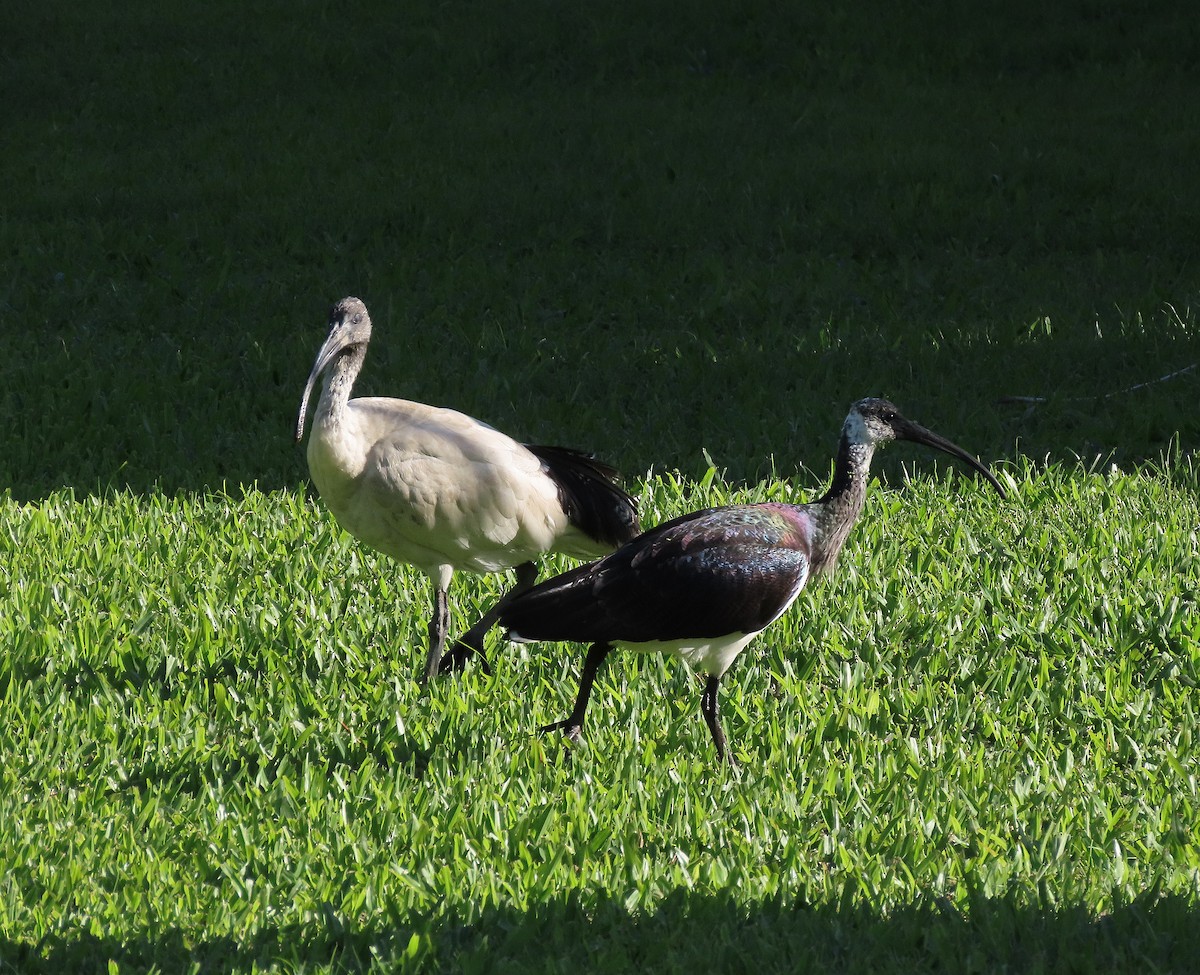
[998,362,1197,407]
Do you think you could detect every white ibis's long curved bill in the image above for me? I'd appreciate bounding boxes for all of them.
[294,331,343,442]
[904,423,1006,499]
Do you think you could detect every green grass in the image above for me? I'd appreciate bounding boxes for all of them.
[3,0,1200,970]
[2,461,1199,972]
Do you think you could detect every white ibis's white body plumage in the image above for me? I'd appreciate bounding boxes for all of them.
[306,398,606,583]
[296,297,639,682]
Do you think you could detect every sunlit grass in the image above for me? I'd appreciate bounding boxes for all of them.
[2,456,1198,970]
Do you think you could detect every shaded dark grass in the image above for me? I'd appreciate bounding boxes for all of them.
[2,0,1198,499]
[3,889,1195,974]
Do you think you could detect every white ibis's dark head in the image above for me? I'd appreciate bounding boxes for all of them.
[845,397,1006,499]
[295,297,373,442]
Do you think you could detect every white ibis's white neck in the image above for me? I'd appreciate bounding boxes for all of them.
[316,346,366,429]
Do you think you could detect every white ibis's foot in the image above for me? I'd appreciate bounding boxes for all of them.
[538,719,582,742]
[437,640,492,676]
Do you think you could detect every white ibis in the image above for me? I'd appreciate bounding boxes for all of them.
[295,296,639,683]
[500,398,1006,765]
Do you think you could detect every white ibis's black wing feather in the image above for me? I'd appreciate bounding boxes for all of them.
[525,444,640,548]
[500,503,813,644]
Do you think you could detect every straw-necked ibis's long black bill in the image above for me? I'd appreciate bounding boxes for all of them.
[899,421,1006,500]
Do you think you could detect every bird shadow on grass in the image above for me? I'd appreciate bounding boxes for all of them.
[3,887,1196,974]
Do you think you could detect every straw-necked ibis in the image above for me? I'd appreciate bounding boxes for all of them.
[295,297,639,683]
[500,397,1005,764]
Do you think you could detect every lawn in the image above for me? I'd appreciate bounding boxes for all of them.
[2,1,1199,972]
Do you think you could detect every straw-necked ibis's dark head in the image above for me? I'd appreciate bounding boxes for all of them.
[844,398,1006,499]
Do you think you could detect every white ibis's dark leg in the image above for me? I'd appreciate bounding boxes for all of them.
[439,561,539,676]
[701,675,735,766]
[421,587,450,684]
[540,642,612,742]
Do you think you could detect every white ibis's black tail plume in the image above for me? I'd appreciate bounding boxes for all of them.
[526,445,640,549]
[500,396,1005,766]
